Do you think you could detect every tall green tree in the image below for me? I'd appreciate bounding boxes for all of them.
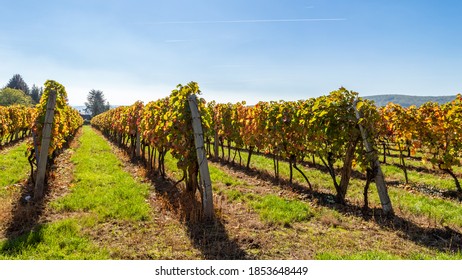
[30,84,43,104]
[85,89,110,117]
[6,74,30,95]
[0,87,33,106]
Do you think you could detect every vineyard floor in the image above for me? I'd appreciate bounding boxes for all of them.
[0,140,30,235]
[209,147,462,228]
[0,127,202,259]
[206,160,462,259]
[1,126,461,259]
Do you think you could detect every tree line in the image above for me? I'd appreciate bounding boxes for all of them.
[0,74,43,106]
[0,74,111,118]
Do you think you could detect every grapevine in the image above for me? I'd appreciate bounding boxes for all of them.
[208,87,381,204]
[0,105,35,146]
[28,80,84,178]
[92,82,212,218]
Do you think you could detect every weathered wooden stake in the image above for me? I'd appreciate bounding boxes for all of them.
[188,95,214,219]
[34,90,57,200]
[353,99,393,215]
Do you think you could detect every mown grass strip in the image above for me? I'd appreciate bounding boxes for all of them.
[206,159,462,259]
[222,147,462,194]
[315,250,398,260]
[315,250,462,260]
[1,126,152,259]
[1,127,115,259]
[249,195,313,226]
[163,144,462,259]
[163,152,312,226]
[52,126,151,221]
[378,148,462,176]
[0,219,108,260]
[382,164,457,192]
[390,188,462,226]
[345,177,462,227]
[220,148,462,228]
[0,142,29,192]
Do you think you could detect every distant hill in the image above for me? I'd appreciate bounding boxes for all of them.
[363,94,457,107]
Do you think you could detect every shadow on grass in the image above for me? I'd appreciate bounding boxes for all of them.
[148,175,251,260]
[4,179,46,238]
[1,130,80,257]
[216,145,369,181]
[214,159,462,255]
[95,129,252,260]
[387,182,462,202]
[0,178,47,256]
[216,145,462,199]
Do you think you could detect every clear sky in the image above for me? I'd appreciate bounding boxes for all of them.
[1,0,461,105]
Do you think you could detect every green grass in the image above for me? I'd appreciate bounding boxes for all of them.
[224,191,313,226]
[315,250,398,260]
[0,142,29,191]
[211,180,313,226]
[219,146,462,229]
[51,126,151,221]
[0,218,109,259]
[390,188,462,226]
[223,146,462,195]
[196,148,462,259]
[163,151,312,226]
[208,148,462,229]
[340,170,462,227]
[249,195,313,226]
[338,175,462,227]
[382,164,458,192]
[408,251,462,260]
[1,126,153,259]
[315,250,462,260]
[221,149,339,193]
[207,160,285,225]
[379,148,462,177]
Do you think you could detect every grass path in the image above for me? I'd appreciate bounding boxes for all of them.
[213,149,462,228]
[0,141,30,190]
[160,147,462,259]
[0,126,201,259]
[207,161,462,259]
[0,141,30,233]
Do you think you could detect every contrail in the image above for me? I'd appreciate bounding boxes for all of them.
[141,18,347,24]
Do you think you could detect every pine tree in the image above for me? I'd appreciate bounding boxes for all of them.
[85,89,110,117]
[6,74,30,95]
[30,84,43,104]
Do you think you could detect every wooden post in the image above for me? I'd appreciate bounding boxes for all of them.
[34,90,57,200]
[353,99,393,215]
[188,95,214,219]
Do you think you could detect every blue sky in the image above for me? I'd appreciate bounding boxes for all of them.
[1,0,461,105]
